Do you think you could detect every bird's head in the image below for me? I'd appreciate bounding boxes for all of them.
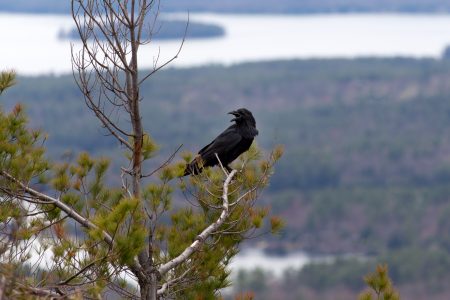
[228,108,256,127]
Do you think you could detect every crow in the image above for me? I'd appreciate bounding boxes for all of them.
[183,108,258,176]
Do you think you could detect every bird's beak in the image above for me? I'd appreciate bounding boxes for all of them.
[228,111,239,122]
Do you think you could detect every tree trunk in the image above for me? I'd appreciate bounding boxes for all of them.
[128,19,157,299]
[150,274,158,300]
[139,275,158,300]
[0,274,6,300]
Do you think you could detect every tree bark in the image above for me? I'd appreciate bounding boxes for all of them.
[0,274,6,300]
[139,274,158,300]
[128,6,155,298]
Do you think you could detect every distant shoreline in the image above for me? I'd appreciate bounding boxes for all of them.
[3,3,450,15]
[58,19,224,41]
[3,10,450,16]
[4,13,450,75]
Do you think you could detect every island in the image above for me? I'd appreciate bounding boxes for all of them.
[59,19,224,41]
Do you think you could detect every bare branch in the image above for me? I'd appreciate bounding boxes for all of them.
[158,170,237,276]
[142,144,183,178]
[58,256,106,286]
[0,170,113,246]
[13,283,65,298]
[215,153,229,176]
[138,12,189,85]
[157,267,192,296]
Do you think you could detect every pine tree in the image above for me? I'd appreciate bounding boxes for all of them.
[0,1,283,299]
[359,264,400,300]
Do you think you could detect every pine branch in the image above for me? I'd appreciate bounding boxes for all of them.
[0,170,113,245]
[158,169,237,276]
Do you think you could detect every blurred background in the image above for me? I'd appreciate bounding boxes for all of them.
[3,0,450,299]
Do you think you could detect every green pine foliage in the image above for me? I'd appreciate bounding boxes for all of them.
[152,144,283,298]
[0,103,49,182]
[0,70,16,94]
[0,73,50,261]
[0,78,148,296]
[359,264,400,300]
[0,73,284,298]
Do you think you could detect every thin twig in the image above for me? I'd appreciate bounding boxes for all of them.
[142,144,183,178]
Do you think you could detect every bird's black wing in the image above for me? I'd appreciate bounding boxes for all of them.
[198,126,243,167]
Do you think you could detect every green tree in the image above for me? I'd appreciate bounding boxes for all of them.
[0,71,16,95]
[0,1,282,299]
[359,264,400,300]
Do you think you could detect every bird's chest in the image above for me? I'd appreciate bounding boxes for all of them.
[230,137,253,159]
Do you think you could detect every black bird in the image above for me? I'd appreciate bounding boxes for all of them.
[183,108,258,176]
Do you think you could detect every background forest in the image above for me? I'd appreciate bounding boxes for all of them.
[3,57,450,299]
[3,0,450,299]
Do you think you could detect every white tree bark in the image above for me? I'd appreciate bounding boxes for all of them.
[158,169,237,279]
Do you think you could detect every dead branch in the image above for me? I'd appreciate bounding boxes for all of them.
[158,169,237,276]
[142,144,183,178]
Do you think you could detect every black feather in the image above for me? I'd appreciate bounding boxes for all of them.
[183,108,258,176]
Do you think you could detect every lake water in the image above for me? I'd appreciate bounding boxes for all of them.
[229,248,334,277]
[2,13,450,75]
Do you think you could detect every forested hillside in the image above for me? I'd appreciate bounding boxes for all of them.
[2,0,450,14]
[4,58,450,298]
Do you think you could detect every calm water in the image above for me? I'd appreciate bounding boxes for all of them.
[229,248,334,277]
[3,13,450,75]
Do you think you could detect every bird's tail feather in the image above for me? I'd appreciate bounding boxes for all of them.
[182,155,204,176]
